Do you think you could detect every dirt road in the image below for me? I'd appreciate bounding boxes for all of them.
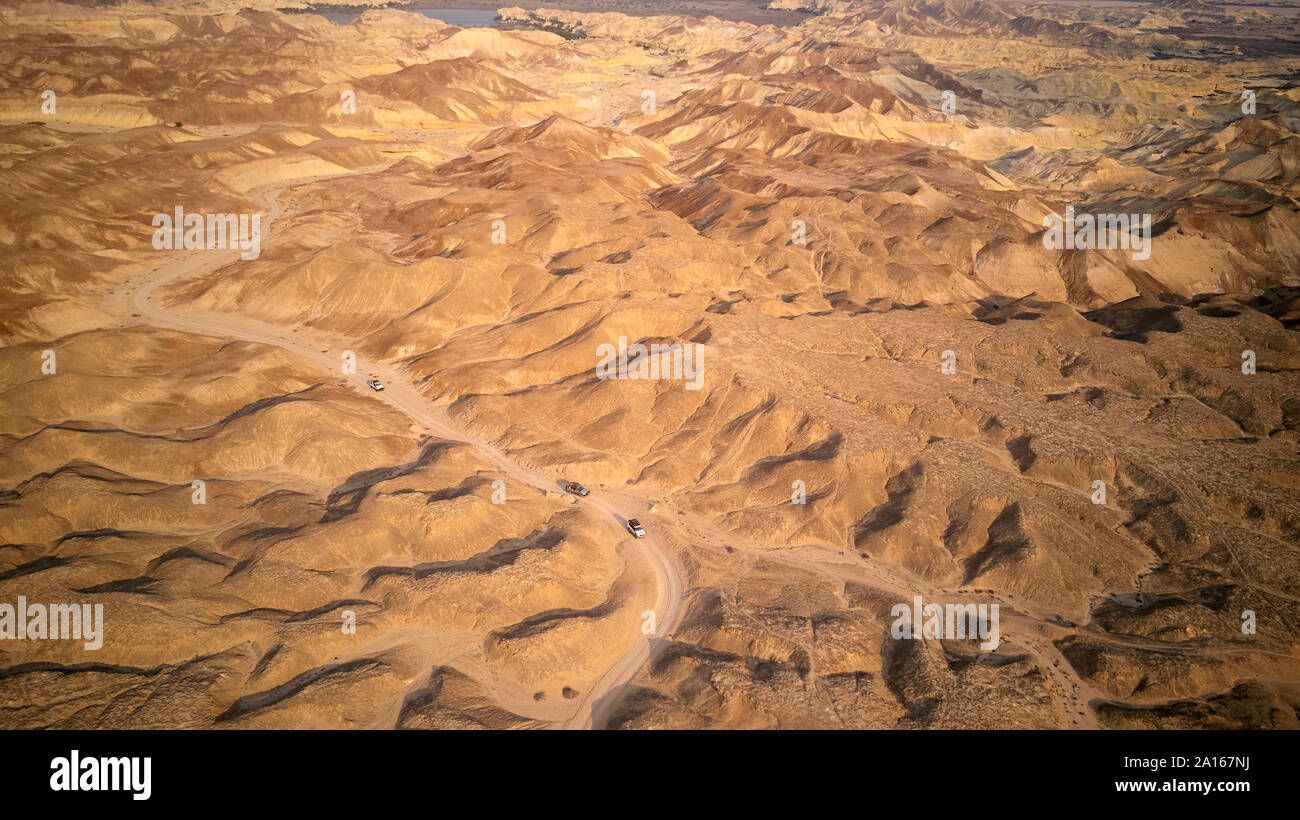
[107,169,685,730]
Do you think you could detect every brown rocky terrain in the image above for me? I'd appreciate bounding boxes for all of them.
[0,0,1297,729]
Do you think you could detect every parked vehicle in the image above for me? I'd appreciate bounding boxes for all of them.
[563,481,590,497]
[626,518,646,538]
[365,379,384,391]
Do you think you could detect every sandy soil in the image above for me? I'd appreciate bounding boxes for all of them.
[2,0,1298,729]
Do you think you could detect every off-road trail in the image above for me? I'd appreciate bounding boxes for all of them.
[105,168,685,730]
[101,144,1111,731]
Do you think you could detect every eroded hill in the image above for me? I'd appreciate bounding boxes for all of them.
[1,0,1297,729]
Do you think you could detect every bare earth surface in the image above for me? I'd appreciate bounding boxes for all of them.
[1,0,1299,729]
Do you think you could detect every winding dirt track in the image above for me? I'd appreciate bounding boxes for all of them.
[107,170,684,730]
[106,166,1104,730]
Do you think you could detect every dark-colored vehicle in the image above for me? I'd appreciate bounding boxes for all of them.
[564,481,590,497]
[626,518,646,538]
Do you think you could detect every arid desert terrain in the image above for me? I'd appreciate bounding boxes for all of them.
[1,0,1299,729]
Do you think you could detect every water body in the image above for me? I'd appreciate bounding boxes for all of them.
[319,8,499,26]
